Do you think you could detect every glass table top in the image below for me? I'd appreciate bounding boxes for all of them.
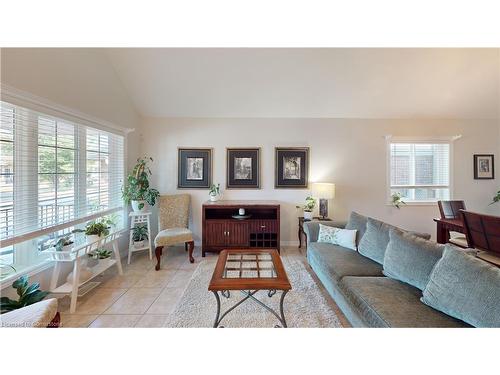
[223,253,276,279]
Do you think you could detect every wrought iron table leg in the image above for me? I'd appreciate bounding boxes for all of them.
[279,290,288,328]
[212,291,221,328]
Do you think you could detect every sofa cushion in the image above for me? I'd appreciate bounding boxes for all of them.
[358,217,431,265]
[338,276,469,327]
[307,242,383,283]
[345,211,368,245]
[357,218,394,264]
[422,245,500,328]
[383,229,445,290]
[318,224,357,251]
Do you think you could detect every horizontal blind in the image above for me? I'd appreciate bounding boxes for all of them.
[390,142,450,201]
[0,100,124,247]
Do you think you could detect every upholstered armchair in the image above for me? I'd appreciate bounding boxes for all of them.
[154,194,194,270]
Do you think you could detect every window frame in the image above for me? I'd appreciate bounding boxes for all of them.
[385,135,456,206]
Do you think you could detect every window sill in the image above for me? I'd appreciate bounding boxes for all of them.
[386,201,439,207]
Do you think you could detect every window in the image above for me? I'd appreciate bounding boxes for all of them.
[0,100,125,279]
[388,140,451,203]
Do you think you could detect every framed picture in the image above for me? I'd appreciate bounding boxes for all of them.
[178,148,212,188]
[226,148,260,189]
[275,147,309,188]
[474,154,494,180]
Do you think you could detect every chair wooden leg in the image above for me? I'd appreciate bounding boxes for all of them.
[155,246,163,271]
[187,241,195,263]
[185,242,188,252]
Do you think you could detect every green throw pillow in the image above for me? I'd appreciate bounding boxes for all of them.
[383,229,445,291]
[421,245,500,328]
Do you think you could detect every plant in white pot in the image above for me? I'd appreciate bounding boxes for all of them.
[53,235,74,252]
[296,196,316,220]
[131,224,148,248]
[122,157,160,212]
[83,221,110,243]
[208,183,221,202]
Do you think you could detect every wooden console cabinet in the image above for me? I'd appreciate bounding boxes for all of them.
[202,200,280,256]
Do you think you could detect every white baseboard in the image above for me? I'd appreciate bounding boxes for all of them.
[280,241,300,247]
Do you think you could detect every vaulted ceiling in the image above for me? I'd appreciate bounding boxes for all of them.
[106,48,498,119]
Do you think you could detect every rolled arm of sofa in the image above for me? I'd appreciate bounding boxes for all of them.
[303,220,346,245]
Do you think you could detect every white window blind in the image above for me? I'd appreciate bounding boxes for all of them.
[389,142,450,202]
[0,100,124,248]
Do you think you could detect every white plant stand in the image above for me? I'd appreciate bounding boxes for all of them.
[47,231,123,313]
[128,211,153,264]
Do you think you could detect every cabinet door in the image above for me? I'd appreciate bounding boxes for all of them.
[226,222,249,247]
[205,221,227,247]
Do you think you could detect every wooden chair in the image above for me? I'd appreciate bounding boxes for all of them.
[154,194,194,271]
[437,200,468,248]
[460,210,500,266]
[438,200,466,219]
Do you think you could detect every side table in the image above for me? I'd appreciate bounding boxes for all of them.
[298,216,332,249]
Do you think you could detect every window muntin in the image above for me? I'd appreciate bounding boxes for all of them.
[389,142,450,202]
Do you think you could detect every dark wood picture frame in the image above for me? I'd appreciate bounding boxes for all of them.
[226,148,260,189]
[275,147,309,188]
[473,154,494,180]
[177,148,213,189]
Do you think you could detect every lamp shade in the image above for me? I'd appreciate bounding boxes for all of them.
[312,182,335,200]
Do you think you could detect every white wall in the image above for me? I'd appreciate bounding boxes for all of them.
[140,117,499,245]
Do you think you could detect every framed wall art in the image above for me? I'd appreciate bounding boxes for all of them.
[474,154,494,180]
[275,147,309,188]
[226,148,260,189]
[177,148,212,188]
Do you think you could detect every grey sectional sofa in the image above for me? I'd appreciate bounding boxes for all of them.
[303,214,469,327]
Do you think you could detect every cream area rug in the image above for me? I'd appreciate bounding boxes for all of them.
[163,254,343,328]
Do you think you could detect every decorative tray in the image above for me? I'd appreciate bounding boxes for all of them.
[231,214,252,220]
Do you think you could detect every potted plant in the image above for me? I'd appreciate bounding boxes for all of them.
[0,276,49,314]
[53,234,74,252]
[88,248,112,260]
[391,192,406,209]
[84,221,110,243]
[209,183,221,202]
[297,196,316,220]
[490,190,500,205]
[131,224,148,248]
[122,157,160,212]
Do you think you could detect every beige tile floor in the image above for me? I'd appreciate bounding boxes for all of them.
[57,245,349,327]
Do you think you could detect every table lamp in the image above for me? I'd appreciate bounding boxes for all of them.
[312,182,335,219]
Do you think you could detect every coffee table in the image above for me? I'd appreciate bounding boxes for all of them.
[208,249,292,328]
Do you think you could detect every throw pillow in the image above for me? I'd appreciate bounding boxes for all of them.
[383,229,445,290]
[345,211,368,245]
[317,224,357,251]
[421,245,500,328]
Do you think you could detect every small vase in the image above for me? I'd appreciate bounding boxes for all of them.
[131,200,147,212]
[303,211,313,221]
[209,194,219,202]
